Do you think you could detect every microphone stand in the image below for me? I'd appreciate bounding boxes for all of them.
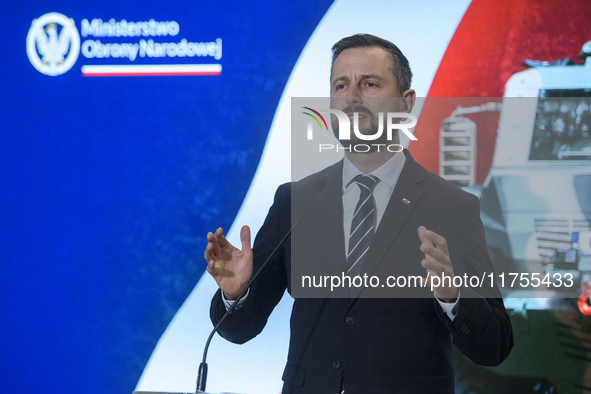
[196,179,326,393]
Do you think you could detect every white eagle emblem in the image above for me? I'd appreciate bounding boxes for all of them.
[26,13,80,76]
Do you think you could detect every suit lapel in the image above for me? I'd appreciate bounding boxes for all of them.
[316,161,350,300]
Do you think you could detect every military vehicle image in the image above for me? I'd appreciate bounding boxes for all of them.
[439,41,591,394]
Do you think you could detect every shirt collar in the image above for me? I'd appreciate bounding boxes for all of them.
[342,151,406,192]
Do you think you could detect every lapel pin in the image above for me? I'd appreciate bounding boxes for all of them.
[402,198,411,205]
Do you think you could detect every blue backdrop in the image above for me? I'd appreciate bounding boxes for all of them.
[0,1,333,393]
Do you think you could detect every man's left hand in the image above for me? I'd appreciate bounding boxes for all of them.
[418,226,459,303]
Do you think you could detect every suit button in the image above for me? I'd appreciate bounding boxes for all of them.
[332,360,342,369]
[345,317,355,325]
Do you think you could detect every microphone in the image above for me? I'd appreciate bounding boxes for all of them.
[196,177,327,393]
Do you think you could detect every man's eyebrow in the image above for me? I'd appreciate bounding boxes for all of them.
[331,75,350,85]
[331,74,385,85]
[359,74,385,81]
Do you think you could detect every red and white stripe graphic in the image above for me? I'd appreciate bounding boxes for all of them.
[81,64,222,77]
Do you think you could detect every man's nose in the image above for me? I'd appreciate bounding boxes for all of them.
[346,85,363,106]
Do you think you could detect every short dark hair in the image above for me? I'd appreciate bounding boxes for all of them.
[331,34,412,94]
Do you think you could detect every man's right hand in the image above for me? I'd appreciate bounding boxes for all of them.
[204,225,253,300]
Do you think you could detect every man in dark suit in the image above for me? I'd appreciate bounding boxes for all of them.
[205,34,513,393]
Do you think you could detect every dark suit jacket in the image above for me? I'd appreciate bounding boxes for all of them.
[210,150,513,394]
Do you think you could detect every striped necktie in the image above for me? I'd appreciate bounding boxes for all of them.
[347,174,380,280]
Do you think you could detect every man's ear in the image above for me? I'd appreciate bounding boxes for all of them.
[402,89,416,113]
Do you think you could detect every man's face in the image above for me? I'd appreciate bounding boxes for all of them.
[330,46,413,149]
